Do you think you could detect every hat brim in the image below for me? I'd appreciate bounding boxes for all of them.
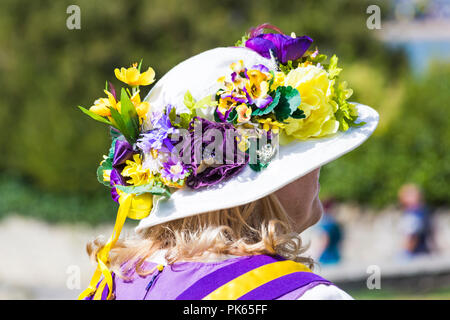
[136,103,379,232]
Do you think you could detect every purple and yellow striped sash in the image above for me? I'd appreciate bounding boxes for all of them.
[176,255,330,300]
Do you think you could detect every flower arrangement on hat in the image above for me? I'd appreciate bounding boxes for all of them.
[77,24,364,300]
[80,25,360,209]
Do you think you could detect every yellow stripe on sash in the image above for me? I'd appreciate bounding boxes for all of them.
[203,260,311,300]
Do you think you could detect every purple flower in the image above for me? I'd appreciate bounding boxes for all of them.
[110,140,134,202]
[161,157,189,182]
[179,117,248,189]
[137,112,178,153]
[112,140,133,167]
[251,64,270,73]
[110,168,126,202]
[245,33,313,64]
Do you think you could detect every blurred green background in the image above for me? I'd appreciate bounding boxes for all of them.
[0,0,449,224]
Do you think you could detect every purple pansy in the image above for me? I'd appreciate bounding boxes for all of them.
[245,33,313,64]
[243,86,273,109]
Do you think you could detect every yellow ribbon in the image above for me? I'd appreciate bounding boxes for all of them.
[78,191,152,300]
[203,260,311,300]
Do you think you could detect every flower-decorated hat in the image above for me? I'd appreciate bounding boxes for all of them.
[78,24,379,299]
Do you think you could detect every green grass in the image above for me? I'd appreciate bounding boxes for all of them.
[349,287,450,300]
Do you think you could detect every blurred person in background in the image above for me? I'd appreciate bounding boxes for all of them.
[318,199,343,265]
[398,183,435,258]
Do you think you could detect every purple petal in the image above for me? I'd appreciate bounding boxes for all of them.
[112,140,133,167]
[110,168,126,203]
[253,95,273,109]
[246,33,313,64]
[245,37,277,60]
[251,64,270,73]
[278,36,313,64]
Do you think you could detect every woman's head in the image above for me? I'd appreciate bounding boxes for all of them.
[89,168,322,276]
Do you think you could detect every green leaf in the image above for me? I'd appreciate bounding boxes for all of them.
[274,86,302,122]
[235,33,249,47]
[291,108,306,119]
[119,88,140,143]
[183,90,195,110]
[184,91,217,115]
[115,183,171,198]
[109,107,127,135]
[95,139,118,187]
[327,55,342,79]
[226,108,237,123]
[78,106,112,126]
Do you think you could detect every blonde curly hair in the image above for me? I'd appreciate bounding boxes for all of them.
[87,193,313,279]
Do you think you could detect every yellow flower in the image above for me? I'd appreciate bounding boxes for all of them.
[281,65,339,141]
[89,97,111,116]
[218,96,238,115]
[130,91,150,120]
[121,154,154,186]
[89,90,121,117]
[257,118,285,134]
[114,64,155,87]
[102,169,111,183]
[245,69,271,100]
[270,71,286,91]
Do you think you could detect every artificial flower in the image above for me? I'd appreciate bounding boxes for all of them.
[161,157,190,183]
[89,90,121,117]
[137,112,178,152]
[282,65,339,141]
[102,169,111,183]
[236,103,252,123]
[257,118,285,134]
[130,91,151,120]
[114,63,156,87]
[245,33,313,64]
[244,68,273,109]
[270,71,286,91]
[181,117,248,189]
[121,154,154,186]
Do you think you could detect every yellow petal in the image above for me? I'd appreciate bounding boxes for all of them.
[138,67,156,86]
[114,68,126,83]
[89,101,111,117]
[125,67,140,85]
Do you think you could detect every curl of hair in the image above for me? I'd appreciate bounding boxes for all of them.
[87,194,314,279]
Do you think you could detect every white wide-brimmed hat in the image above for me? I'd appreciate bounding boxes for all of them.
[135,47,379,232]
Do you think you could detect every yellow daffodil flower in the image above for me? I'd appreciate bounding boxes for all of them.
[114,63,156,87]
[121,154,154,186]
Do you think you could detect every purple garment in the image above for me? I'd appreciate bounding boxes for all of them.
[89,255,332,300]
